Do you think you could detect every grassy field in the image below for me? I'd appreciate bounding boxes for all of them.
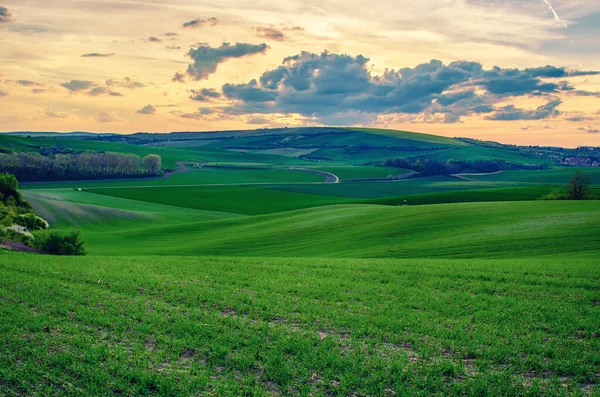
[0,135,314,169]
[20,166,326,190]
[309,166,410,181]
[82,186,359,215]
[26,196,600,258]
[1,254,598,396]
[270,176,517,198]
[465,168,600,184]
[2,128,599,396]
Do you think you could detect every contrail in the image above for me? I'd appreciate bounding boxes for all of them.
[542,0,568,27]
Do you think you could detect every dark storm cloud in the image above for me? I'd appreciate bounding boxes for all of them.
[60,80,95,92]
[189,88,221,101]
[0,6,13,23]
[175,42,269,81]
[182,17,218,28]
[81,53,115,57]
[148,37,161,42]
[211,51,598,124]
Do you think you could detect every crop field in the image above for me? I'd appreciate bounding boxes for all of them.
[270,176,517,198]
[465,168,600,184]
[20,166,326,190]
[1,254,598,396]
[308,166,411,181]
[2,128,599,396]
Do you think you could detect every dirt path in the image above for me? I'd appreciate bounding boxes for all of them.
[287,168,339,183]
[452,170,504,182]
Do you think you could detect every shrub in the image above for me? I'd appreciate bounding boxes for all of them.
[33,230,85,256]
[16,213,48,231]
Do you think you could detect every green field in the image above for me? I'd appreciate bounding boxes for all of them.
[20,166,326,190]
[2,128,599,395]
[309,166,410,181]
[2,254,598,396]
[465,168,600,184]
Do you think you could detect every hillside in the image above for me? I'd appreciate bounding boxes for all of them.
[2,127,599,396]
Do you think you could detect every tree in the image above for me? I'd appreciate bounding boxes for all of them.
[566,170,591,200]
[143,154,162,174]
[0,173,19,202]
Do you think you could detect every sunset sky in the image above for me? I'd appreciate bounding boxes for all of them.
[1,0,599,147]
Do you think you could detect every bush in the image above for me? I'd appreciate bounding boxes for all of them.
[33,230,85,256]
[540,190,567,200]
[16,213,48,231]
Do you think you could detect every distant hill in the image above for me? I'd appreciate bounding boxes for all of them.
[1,127,596,166]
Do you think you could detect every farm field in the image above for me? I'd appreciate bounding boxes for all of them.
[20,166,326,190]
[1,254,598,396]
[2,128,600,395]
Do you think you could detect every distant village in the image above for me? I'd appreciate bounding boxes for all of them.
[516,145,600,167]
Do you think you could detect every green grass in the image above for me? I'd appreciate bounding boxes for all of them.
[271,176,516,198]
[21,190,242,227]
[85,186,359,215]
[465,168,600,184]
[2,129,599,395]
[368,186,575,206]
[349,127,468,146]
[42,198,600,258]
[20,166,325,190]
[415,146,549,165]
[309,166,410,181]
[0,135,315,170]
[1,254,598,395]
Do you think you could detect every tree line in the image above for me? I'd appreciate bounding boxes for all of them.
[381,158,547,177]
[0,151,162,182]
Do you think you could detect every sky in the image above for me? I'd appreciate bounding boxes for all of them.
[1,0,600,147]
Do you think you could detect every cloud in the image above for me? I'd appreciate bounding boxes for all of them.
[31,88,46,94]
[486,99,562,121]
[247,116,270,125]
[81,53,115,57]
[254,27,286,41]
[542,0,567,28]
[44,107,68,118]
[15,80,42,86]
[175,42,269,81]
[164,32,179,37]
[136,105,156,115]
[106,77,146,89]
[189,88,221,101]
[97,111,124,123]
[253,25,304,42]
[0,90,8,97]
[578,126,600,134]
[180,107,214,120]
[0,6,13,23]
[87,87,122,97]
[213,51,598,124]
[60,80,95,92]
[182,17,218,28]
[166,45,182,50]
[148,37,161,42]
[172,72,185,82]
